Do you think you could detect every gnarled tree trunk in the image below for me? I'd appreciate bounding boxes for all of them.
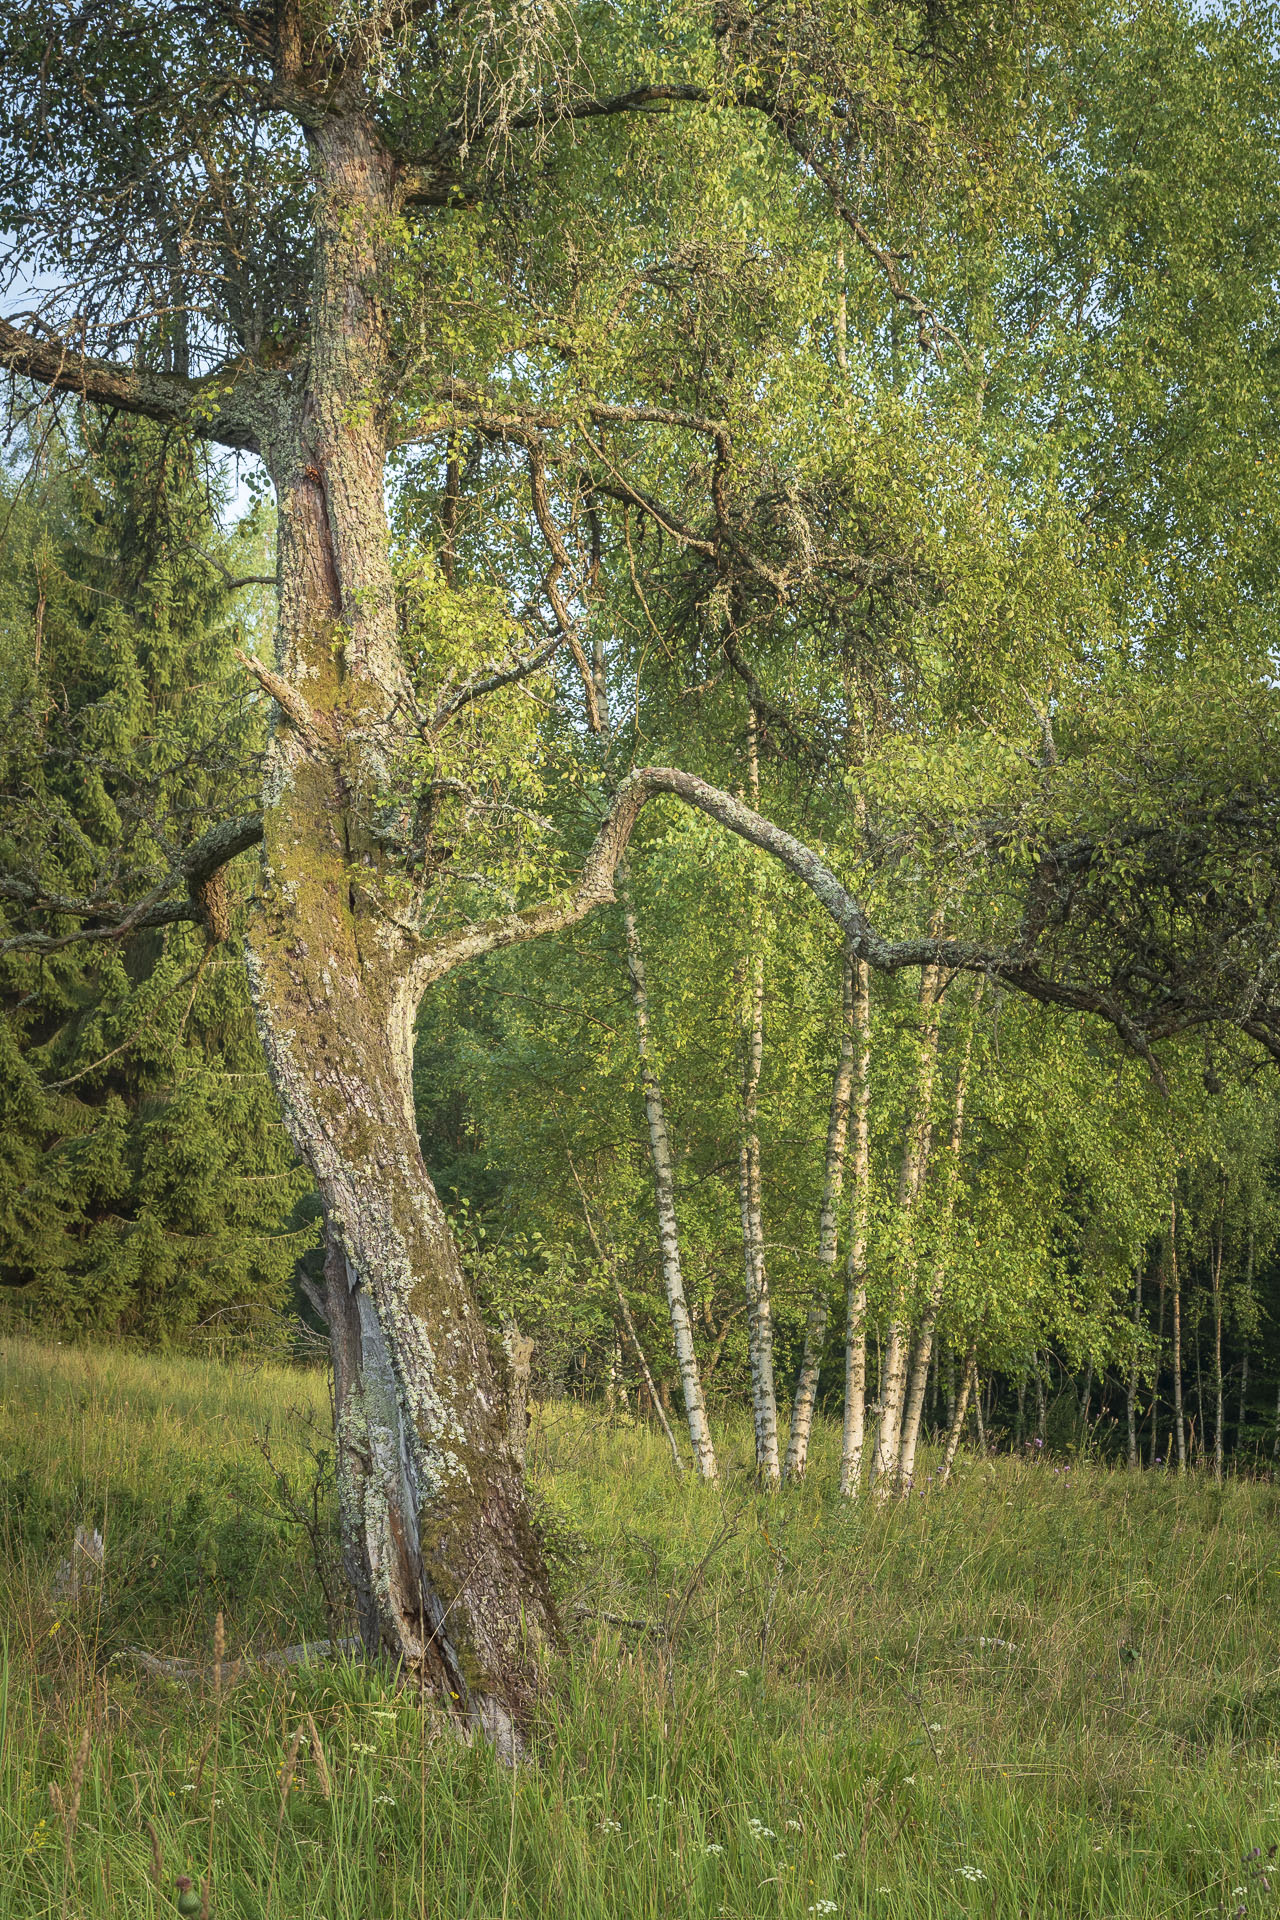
[245,108,556,1747]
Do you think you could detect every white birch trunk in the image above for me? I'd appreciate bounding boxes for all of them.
[619,888,719,1480]
[938,1341,977,1486]
[838,960,873,1497]
[870,945,945,1490]
[1172,1198,1187,1473]
[896,979,981,1489]
[738,709,779,1486]
[784,942,858,1480]
[1126,1265,1142,1469]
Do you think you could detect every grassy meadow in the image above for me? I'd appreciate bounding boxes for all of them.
[4,1335,1280,1920]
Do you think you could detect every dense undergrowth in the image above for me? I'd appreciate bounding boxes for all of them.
[4,1336,1280,1919]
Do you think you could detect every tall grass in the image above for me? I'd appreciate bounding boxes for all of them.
[4,1336,1280,1918]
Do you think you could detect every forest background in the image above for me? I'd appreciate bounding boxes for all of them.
[2,0,1280,1495]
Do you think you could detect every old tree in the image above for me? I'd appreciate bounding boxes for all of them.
[4,0,1280,1738]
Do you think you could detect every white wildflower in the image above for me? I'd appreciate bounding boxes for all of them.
[957,1865,986,1882]
[928,1722,942,1733]
[351,1741,377,1755]
[747,1818,777,1839]
[808,1903,838,1914]
[599,1818,622,1833]
[786,1818,803,1831]
[703,1843,724,1856]
[374,1794,396,1806]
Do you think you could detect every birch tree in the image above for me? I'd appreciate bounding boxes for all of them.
[6,0,1280,1731]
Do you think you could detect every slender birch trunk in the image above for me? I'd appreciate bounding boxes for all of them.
[938,1342,977,1485]
[619,885,718,1479]
[1171,1199,1187,1472]
[737,709,779,1486]
[1151,1259,1167,1466]
[973,1362,987,1452]
[616,1286,685,1474]
[1126,1264,1142,1470]
[785,942,858,1480]
[869,938,945,1490]
[1034,1357,1047,1446]
[1211,1211,1225,1484]
[839,959,874,1497]
[897,979,982,1489]
[588,628,717,1481]
[1238,1348,1250,1462]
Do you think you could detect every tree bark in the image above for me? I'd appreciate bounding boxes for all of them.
[1211,1208,1225,1484]
[838,959,874,1497]
[870,937,945,1490]
[592,628,718,1482]
[1126,1264,1142,1470]
[785,941,859,1480]
[502,1322,535,1467]
[619,882,718,1479]
[897,978,982,1489]
[242,109,557,1748]
[737,709,780,1486]
[938,1341,977,1485]
[1171,1199,1186,1473]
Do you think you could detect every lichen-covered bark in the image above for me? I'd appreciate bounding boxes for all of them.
[242,104,555,1741]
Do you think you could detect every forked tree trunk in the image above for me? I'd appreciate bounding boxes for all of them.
[785,941,859,1481]
[838,959,873,1497]
[737,709,780,1486]
[897,978,982,1489]
[870,941,945,1490]
[244,109,556,1748]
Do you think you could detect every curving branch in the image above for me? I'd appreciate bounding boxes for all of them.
[404,767,1205,1070]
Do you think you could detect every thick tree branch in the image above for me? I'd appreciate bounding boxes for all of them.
[401,769,1144,1052]
[0,813,264,955]
[0,317,270,453]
